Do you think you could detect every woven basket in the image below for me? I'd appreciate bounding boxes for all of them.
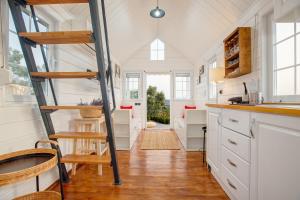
[0,149,57,186]
[80,109,102,118]
[14,191,61,200]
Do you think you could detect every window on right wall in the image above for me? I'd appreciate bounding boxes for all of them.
[208,58,217,100]
[273,19,300,99]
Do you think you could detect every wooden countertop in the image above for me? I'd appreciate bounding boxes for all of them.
[206,103,300,117]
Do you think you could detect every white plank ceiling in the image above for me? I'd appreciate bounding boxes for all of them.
[51,0,255,64]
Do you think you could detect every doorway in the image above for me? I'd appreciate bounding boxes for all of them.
[146,73,171,130]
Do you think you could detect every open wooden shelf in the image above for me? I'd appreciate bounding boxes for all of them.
[225,51,239,61]
[61,154,111,164]
[49,132,107,140]
[31,72,98,79]
[226,62,239,70]
[224,27,251,78]
[19,31,93,44]
[26,0,88,5]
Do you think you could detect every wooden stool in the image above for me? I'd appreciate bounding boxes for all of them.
[72,117,107,176]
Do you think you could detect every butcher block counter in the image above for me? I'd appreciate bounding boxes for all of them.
[206,103,300,117]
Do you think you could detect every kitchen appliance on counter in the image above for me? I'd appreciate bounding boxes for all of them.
[228,82,254,105]
[228,96,243,104]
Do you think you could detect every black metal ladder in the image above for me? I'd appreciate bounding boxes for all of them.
[8,0,121,185]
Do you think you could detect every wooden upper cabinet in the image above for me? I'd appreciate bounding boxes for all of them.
[224,27,251,78]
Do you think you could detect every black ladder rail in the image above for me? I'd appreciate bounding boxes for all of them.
[89,0,121,185]
[8,0,69,182]
[101,0,116,112]
[30,5,58,106]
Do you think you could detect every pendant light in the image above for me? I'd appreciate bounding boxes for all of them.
[150,0,165,18]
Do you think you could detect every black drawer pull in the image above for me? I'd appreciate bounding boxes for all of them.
[227,159,237,167]
[227,179,237,190]
[229,118,239,123]
[227,139,237,145]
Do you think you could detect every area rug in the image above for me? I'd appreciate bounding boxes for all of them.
[140,130,181,150]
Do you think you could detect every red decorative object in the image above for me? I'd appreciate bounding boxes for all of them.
[185,105,196,109]
[120,105,133,109]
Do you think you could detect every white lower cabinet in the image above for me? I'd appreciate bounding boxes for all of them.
[222,127,250,162]
[207,108,300,200]
[221,165,249,200]
[207,108,222,177]
[222,146,250,187]
[250,113,300,200]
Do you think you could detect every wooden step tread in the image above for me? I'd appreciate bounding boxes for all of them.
[19,31,93,44]
[31,72,98,79]
[49,132,107,139]
[40,105,103,110]
[26,0,88,5]
[61,154,111,164]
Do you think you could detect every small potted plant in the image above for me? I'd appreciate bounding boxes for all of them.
[79,98,103,118]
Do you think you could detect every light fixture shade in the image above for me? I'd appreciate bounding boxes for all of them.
[209,67,225,83]
[150,6,165,18]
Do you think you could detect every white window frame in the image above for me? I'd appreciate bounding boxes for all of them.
[174,71,193,100]
[1,4,54,104]
[150,38,165,61]
[267,13,300,102]
[123,72,142,100]
[208,57,217,100]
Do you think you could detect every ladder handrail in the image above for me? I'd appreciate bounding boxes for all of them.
[30,5,58,105]
[89,0,121,185]
[101,0,116,112]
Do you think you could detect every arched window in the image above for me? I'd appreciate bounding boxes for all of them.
[150,39,165,60]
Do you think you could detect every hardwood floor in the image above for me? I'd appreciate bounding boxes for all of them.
[52,130,229,200]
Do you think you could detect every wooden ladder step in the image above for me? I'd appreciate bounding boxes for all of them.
[61,154,111,164]
[40,105,103,110]
[31,72,98,79]
[26,0,89,5]
[19,31,93,44]
[49,132,107,140]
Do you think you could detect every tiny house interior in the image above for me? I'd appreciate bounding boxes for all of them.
[0,0,300,200]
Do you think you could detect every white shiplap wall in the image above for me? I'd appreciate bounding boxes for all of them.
[194,0,274,106]
[0,10,122,200]
[123,42,195,129]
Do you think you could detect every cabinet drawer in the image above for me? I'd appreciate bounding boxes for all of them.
[221,165,249,200]
[222,109,250,136]
[222,146,250,187]
[222,127,250,162]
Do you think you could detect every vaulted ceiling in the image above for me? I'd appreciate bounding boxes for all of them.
[50,0,255,64]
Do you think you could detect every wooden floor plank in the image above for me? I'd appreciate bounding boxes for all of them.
[50,130,229,200]
[19,31,93,44]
